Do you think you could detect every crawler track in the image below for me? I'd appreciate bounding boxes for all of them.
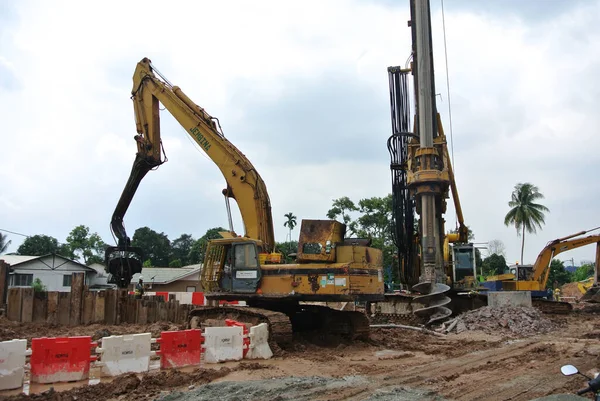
[187,306,293,346]
[292,304,371,340]
[532,298,573,314]
[187,304,371,347]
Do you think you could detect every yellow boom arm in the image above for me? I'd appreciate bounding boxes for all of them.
[110,58,275,255]
[532,230,600,287]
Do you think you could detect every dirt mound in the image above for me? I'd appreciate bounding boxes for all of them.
[561,282,583,299]
[449,306,557,337]
[1,368,231,401]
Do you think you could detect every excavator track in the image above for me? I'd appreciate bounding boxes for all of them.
[293,304,371,341]
[187,306,293,347]
[532,298,573,314]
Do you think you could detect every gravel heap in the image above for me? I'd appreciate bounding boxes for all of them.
[447,306,557,337]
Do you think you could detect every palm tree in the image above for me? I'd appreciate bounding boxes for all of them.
[0,233,11,254]
[504,182,550,265]
[283,213,297,244]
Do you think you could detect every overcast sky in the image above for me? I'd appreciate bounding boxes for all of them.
[1,0,599,268]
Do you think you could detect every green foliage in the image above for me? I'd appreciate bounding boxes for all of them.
[0,233,11,254]
[131,227,171,266]
[573,263,595,282]
[327,195,397,282]
[169,259,182,268]
[481,253,508,276]
[143,259,152,267]
[547,259,573,289]
[17,235,70,257]
[283,213,297,243]
[326,197,358,228]
[65,225,106,265]
[275,240,299,263]
[171,234,195,266]
[188,227,227,264]
[32,278,46,293]
[283,213,297,231]
[504,182,550,264]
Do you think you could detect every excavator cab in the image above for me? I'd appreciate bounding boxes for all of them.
[105,246,144,289]
[201,237,263,294]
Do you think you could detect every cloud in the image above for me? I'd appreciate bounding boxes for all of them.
[1,0,599,269]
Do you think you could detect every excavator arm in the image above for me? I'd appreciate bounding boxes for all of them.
[106,57,275,287]
[532,230,600,288]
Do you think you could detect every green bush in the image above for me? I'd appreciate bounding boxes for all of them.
[32,278,46,293]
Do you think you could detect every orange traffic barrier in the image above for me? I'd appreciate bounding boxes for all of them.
[191,292,205,305]
[30,336,97,384]
[156,329,203,369]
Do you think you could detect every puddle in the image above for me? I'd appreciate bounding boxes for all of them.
[375,349,411,360]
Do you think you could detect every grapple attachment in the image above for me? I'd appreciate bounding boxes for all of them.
[105,246,144,288]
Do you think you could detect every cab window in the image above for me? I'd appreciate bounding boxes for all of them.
[234,243,258,268]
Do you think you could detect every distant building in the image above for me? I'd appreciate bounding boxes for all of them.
[0,254,101,292]
[130,265,202,292]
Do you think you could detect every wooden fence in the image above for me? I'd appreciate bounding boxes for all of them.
[5,273,196,326]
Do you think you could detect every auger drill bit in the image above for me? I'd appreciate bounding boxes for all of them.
[411,281,452,325]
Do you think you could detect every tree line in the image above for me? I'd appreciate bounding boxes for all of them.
[0,223,302,268]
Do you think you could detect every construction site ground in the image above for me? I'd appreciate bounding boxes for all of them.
[2,303,600,401]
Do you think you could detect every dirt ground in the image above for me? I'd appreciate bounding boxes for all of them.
[2,305,600,401]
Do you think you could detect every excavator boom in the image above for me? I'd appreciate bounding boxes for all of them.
[106,58,275,287]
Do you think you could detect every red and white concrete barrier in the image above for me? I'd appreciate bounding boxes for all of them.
[0,319,271,388]
[128,291,246,306]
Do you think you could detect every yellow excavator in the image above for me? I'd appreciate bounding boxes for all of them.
[105,58,385,346]
[488,229,600,312]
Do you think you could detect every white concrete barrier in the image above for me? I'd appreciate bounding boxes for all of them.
[203,326,244,363]
[488,291,532,308]
[0,339,27,390]
[246,323,273,360]
[96,333,152,376]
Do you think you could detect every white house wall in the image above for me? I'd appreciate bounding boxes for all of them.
[9,256,94,292]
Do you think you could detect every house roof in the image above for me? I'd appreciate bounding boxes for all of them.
[130,265,202,285]
[0,255,39,265]
[0,253,96,272]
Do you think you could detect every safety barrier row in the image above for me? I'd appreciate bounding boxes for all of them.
[0,320,272,390]
[128,291,246,306]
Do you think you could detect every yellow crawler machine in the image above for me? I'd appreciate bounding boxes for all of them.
[503,230,600,293]
[106,58,385,346]
[502,229,600,311]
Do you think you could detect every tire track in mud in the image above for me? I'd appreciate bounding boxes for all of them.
[374,336,593,401]
[370,339,562,400]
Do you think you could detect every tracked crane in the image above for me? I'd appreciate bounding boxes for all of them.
[105,58,385,346]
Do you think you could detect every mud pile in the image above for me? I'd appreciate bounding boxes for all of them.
[561,282,583,300]
[447,306,557,337]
